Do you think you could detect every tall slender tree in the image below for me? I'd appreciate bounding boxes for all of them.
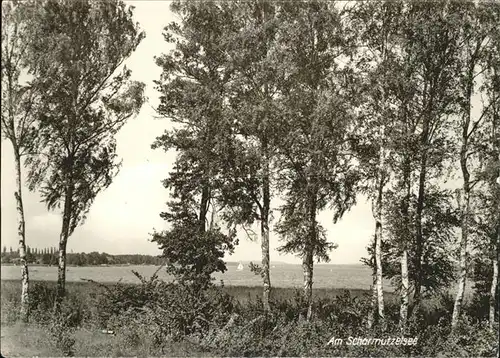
[402,2,462,310]
[486,62,500,331]
[467,4,500,329]
[356,1,463,329]
[274,1,359,320]
[351,1,408,328]
[152,0,241,289]
[1,0,38,322]
[25,0,145,309]
[222,0,284,311]
[450,2,499,328]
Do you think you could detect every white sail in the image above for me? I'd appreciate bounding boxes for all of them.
[237,262,244,271]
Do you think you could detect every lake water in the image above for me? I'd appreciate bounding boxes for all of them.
[1,263,394,291]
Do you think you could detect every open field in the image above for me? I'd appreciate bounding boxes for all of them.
[1,263,395,291]
[0,279,394,308]
[0,279,392,357]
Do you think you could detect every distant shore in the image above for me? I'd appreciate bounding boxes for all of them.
[0,263,159,267]
[1,262,366,267]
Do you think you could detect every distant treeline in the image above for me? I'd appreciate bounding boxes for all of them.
[0,246,163,266]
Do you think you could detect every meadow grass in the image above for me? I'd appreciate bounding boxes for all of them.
[1,279,393,306]
[1,322,212,357]
[223,284,396,303]
[0,279,496,357]
[1,280,213,356]
[0,279,394,357]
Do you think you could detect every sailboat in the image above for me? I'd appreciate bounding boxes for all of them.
[237,262,244,271]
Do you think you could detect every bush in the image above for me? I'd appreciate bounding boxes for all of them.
[48,312,76,357]
[201,291,375,356]
[1,281,21,324]
[2,279,499,356]
[418,316,499,357]
[28,282,87,328]
[92,271,235,344]
[199,290,500,357]
[315,290,371,333]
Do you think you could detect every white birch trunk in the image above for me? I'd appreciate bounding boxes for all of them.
[489,225,499,329]
[400,249,409,332]
[261,218,271,311]
[14,151,29,322]
[490,255,498,329]
[371,160,385,326]
[367,273,377,329]
[55,183,73,310]
[303,251,313,321]
[452,191,470,328]
[375,219,384,323]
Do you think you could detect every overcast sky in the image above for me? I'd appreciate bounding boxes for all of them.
[1,1,378,265]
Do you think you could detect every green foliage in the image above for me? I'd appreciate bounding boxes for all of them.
[85,270,235,342]
[274,1,360,259]
[28,282,87,328]
[1,280,499,356]
[418,317,498,357]
[1,249,163,266]
[218,1,283,228]
[152,224,236,288]
[369,188,460,293]
[23,0,145,240]
[48,312,77,357]
[152,0,241,291]
[1,0,38,151]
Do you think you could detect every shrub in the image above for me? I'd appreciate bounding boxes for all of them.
[1,283,21,324]
[92,271,235,344]
[28,282,87,328]
[201,291,375,357]
[2,279,499,357]
[418,316,499,357]
[315,290,370,333]
[48,312,76,357]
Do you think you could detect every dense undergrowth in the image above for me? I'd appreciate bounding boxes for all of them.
[1,277,498,357]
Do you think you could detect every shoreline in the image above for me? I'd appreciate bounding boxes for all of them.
[0,262,366,267]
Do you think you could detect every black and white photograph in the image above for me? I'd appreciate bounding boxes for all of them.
[1,0,499,356]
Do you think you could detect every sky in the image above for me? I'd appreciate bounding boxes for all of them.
[0,1,378,265]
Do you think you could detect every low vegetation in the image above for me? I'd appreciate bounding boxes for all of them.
[1,278,497,357]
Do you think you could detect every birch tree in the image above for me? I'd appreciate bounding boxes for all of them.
[403,2,461,310]
[0,0,37,322]
[351,1,407,328]
[222,0,283,311]
[486,54,500,331]
[467,5,500,329]
[353,1,423,331]
[275,1,359,321]
[357,1,462,329]
[25,0,145,309]
[450,2,500,328]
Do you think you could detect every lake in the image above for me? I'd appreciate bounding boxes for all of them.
[1,263,394,291]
